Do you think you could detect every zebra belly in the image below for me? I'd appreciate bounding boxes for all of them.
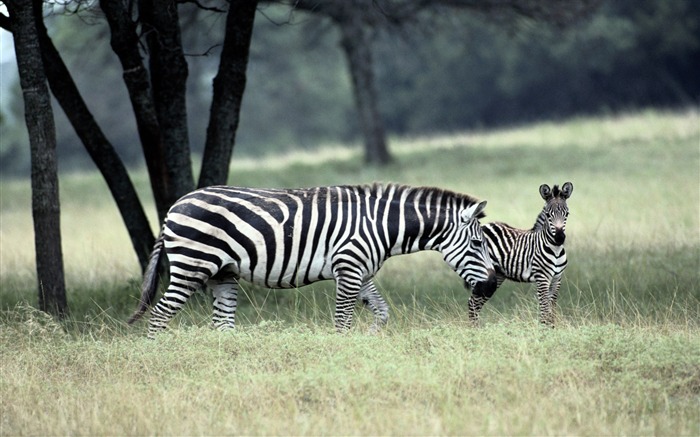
[512,267,533,282]
[500,260,534,283]
[236,256,334,289]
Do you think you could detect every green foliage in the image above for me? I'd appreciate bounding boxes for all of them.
[2,0,699,176]
[237,12,356,154]
[376,0,700,134]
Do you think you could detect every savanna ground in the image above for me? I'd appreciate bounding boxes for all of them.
[1,110,699,435]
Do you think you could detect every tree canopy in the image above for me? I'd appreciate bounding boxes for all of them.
[2,0,697,176]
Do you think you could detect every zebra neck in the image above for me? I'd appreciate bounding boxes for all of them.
[529,228,565,255]
[368,184,468,257]
[386,200,454,256]
[532,210,546,231]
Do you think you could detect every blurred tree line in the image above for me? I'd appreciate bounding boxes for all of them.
[1,0,697,317]
[376,0,699,133]
[1,0,698,177]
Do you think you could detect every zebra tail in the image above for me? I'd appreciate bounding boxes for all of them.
[127,235,164,325]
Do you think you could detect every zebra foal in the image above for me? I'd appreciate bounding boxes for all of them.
[471,182,573,326]
[128,183,497,338]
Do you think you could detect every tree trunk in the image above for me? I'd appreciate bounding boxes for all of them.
[198,1,259,188]
[101,0,173,225]
[7,0,67,317]
[35,12,155,272]
[140,0,194,217]
[337,10,392,166]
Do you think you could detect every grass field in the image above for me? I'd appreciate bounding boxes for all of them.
[1,110,699,435]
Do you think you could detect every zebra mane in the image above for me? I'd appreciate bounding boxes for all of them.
[551,185,561,197]
[368,182,486,219]
[533,211,546,231]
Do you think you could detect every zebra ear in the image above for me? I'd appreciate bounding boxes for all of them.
[461,200,487,222]
[561,182,573,199]
[539,184,553,201]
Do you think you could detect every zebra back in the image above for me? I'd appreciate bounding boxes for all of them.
[161,183,489,287]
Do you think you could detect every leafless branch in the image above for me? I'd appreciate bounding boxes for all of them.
[184,43,223,57]
[177,0,227,14]
[256,2,298,26]
[281,0,600,30]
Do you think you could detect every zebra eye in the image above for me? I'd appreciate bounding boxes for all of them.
[471,239,482,247]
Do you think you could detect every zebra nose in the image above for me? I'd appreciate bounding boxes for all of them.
[554,229,566,245]
[473,269,497,298]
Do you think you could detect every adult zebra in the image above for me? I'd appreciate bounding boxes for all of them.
[128,183,497,337]
[471,182,573,326]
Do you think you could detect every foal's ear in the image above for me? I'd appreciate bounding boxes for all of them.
[561,182,574,199]
[539,184,553,201]
[461,200,487,222]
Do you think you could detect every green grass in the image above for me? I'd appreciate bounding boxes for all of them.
[1,109,699,435]
[2,308,698,435]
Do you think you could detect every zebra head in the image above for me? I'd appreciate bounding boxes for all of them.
[442,200,497,292]
[538,182,573,246]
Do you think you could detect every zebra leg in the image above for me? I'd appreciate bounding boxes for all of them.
[547,275,562,325]
[148,272,207,339]
[467,273,504,326]
[333,268,364,332]
[358,280,389,332]
[209,275,239,331]
[536,279,554,327]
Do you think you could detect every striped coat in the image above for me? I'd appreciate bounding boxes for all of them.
[474,182,573,326]
[129,183,496,337]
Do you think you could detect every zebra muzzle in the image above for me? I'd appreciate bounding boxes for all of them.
[473,270,497,298]
[554,229,566,245]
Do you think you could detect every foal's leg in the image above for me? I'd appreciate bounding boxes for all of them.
[536,278,555,327]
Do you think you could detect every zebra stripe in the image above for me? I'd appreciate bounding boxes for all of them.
[472,182,573,326]
[129,183,496,337]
